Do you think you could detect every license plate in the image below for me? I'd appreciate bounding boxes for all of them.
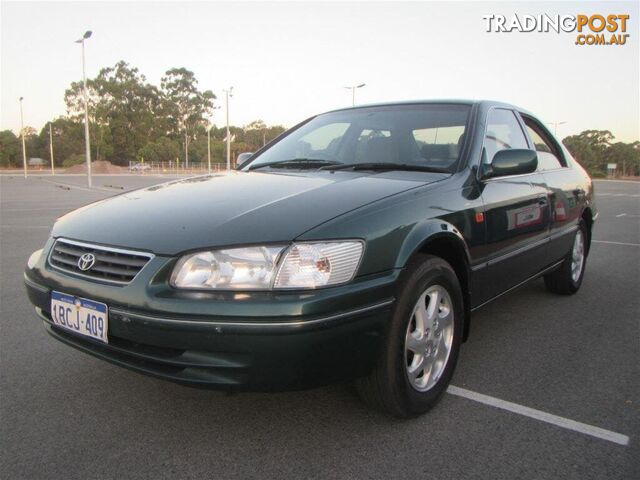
[50,291,108,343]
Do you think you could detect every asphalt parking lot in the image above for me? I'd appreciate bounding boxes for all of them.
[1,174,638,479]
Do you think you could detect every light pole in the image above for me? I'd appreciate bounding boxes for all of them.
[344,83,366,106]
[207,125,211,173]
[19,97,27,178]
[184,119,189,169]
[547,121,566,137]
[75,30,92,188]
[223,87,233,171]
[49,123,55,175]
[207,106,221,173]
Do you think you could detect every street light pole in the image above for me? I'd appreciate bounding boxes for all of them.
[343,83,366,106]
[206,106,220,174]
[19,97,27,178]
[547,121,567,137]
[49,123,55,175]
[75,30,93,188]
[207,126,211,173]
[223,87,233,171]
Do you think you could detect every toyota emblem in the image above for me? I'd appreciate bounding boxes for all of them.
[77,253,96,271]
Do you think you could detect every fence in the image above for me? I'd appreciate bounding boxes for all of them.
[128,161,229,175]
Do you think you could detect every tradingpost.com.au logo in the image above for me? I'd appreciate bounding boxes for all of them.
[483,13,630,46]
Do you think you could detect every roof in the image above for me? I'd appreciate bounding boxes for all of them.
[324,99,529,115]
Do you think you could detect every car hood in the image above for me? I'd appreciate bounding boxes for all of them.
[52,170,446,255]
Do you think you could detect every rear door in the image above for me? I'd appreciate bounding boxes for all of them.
[477,108,551,299]
[521,114,584,263]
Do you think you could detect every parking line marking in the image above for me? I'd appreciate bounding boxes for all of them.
[592,240,640,247]
[598,193,640,198]
[447,386,630,446]
[39,178,115,193]
[616,213,627,217]
[0,225,50,229]
[2,207,73,212]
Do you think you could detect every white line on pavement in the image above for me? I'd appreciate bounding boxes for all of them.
[0,225,50,229]
[39,178,115,193]
[596,193,640,197]
[592,240,640,247]
[616,213,627,217]
[2,207,74,212]
[447,385,630,446]
[594,179,640,185]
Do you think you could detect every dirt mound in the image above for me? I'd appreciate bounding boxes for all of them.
[64,160,128,174]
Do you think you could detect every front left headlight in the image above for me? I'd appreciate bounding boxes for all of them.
[170,246,285,290]
[170,241,364,290]
[27,248,43,269]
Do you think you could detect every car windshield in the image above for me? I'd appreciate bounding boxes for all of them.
[245,104,471,172]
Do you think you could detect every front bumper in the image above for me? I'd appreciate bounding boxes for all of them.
[24,245,398,391]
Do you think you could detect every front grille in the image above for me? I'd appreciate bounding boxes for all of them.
[48,238,153,284]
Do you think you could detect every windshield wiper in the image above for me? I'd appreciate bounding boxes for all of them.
[248,158,343,170]
[321,162,450,173]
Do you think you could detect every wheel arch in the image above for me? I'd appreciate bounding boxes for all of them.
[581,206,594,256]
[397,220,472,342]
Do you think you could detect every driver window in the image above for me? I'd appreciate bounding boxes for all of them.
[483,109,528,163]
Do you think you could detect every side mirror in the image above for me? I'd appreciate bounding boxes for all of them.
[236,152,254,169]
[480,149,538,179]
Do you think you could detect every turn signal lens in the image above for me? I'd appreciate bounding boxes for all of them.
[274,241,364,289]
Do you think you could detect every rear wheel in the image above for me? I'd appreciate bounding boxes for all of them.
[356,255,463,417]
[544,220,588,295]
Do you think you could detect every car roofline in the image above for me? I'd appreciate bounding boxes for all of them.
[320,99,528,116]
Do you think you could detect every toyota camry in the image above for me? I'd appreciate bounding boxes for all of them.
[24,100,596,417]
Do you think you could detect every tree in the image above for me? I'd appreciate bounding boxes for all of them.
[64,76,104,160]
[0,130,21,167]
[37,118,86,166]
[605,141,640,177]
[65,61,163,165]
[563,130,638,177]
[161,68,216,166]
[138,137,181,164]
[563,130,614,176]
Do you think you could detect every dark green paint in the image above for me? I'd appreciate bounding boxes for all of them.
[25,100,596,390]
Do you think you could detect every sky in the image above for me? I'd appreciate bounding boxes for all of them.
[1,0,638,142]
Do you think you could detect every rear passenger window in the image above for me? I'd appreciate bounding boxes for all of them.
[523,121,564,170]
[483,109,528,164]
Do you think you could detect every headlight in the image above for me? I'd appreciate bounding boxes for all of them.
[27,248,43,269]
[170,246,285,290]
[170,241,363,290]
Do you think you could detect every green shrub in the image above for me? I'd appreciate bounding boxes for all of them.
[62,153,85,167]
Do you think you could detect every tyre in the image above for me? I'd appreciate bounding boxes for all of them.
[356,254,463,417]
[544,220,588,295]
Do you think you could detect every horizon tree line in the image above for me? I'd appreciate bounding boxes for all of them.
[0,61,286,168]
[1,61,638,176]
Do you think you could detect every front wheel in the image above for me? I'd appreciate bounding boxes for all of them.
[356,255,463,417]
[544,220,588,295]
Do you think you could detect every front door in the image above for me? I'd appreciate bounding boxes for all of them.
[477,108,551,300]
